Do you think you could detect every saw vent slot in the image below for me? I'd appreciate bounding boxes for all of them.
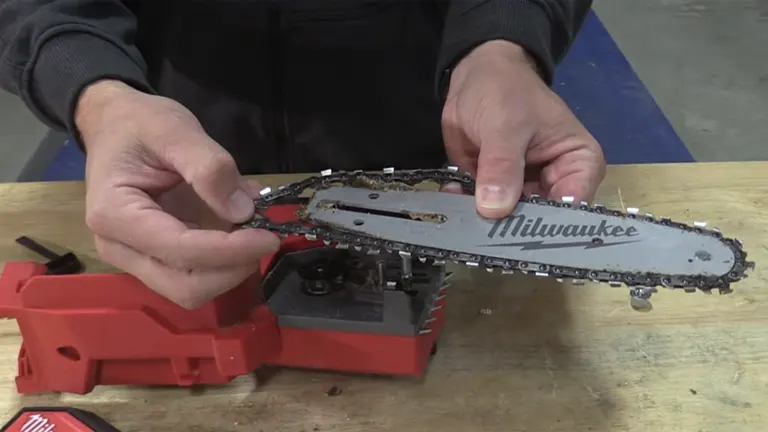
[320,201,447,224]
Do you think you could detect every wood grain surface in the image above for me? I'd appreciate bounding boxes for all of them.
[0,162,765,432]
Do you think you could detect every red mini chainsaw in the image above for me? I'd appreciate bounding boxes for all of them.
[0,167,753,395]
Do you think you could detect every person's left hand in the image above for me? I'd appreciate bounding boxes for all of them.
[440,40,606,219]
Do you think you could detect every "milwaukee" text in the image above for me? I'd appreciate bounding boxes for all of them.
[487,215,639,239]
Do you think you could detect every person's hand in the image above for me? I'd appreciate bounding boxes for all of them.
[441,40,606,219]
[74,79,280,308]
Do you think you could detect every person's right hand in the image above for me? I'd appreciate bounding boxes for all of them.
[74,79,280,309]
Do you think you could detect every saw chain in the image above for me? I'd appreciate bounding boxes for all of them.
[240,167,754,300]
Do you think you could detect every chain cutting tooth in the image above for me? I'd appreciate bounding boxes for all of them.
[383,167,395,174]
[560,196,575,204]
[446,165,459,172]
[627,207,639,215]
[321,168,332,176]
[304,233,317,241]
[259,186,272,196]
[694,221,707,228]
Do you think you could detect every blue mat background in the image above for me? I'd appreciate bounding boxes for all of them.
[41,11,693,182]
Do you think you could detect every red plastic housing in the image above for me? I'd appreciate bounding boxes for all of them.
[0,204,444,395]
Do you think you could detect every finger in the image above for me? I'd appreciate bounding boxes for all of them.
[161,129,255,223]
[547,174,595,203]
[474,137,527,219]
[87,186,280,269]
[439,182,465,194]
[441,112,478,178]
[539,148,605,202]
[155,182,208,224]
[243,178,267,199]
[94,235,260,309]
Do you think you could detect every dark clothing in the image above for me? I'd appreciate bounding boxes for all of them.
[0,0,592,174]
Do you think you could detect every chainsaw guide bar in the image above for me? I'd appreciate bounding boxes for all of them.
[240,167,754,304]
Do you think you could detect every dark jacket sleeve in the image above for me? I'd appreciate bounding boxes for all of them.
[436,0,593,102]
[0,0,154,134]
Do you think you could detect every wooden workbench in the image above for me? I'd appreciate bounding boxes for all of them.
[0,162,765,432]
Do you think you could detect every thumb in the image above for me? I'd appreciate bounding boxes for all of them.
[475,139,527,219]
[164,130,254,223]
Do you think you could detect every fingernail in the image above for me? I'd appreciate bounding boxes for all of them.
[229,188,255,220]
[477,185,512,209]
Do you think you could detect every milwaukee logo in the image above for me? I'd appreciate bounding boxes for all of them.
[482,214,639,250]
[20,414,55,432]
[487,214,639,239]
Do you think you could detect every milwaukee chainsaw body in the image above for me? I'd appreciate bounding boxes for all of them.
[243,167,754,304]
